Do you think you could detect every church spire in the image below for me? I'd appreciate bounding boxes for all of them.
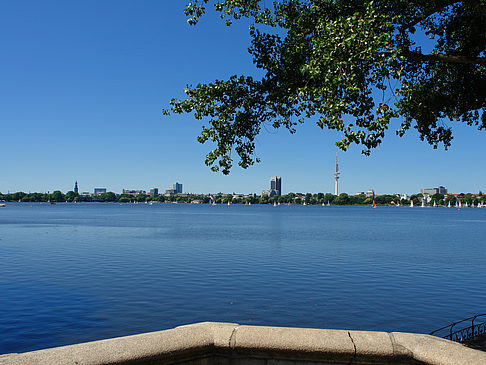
[74,181,78,194]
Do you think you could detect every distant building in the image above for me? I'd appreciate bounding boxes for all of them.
[261,189,278,197]
[150,188,159,197]
[366,189,375,198]
[355,192,365,196]
[94,188,107,195]
[122,189,146,196]
[165,182,182,195]
[270,176,282,196]
[437,186,447,195]
[74,181,78,194]
[421,186,447,196]
[81,192,90,196]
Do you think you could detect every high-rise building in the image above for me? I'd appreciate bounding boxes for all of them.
[74,181,78,194]
[334,153,340,195]
[94,188,107,195]
[150,188,159,197]
[166,182,183,195]
[270,177,282,196]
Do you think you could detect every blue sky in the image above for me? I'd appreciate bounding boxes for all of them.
[1,1,484,195]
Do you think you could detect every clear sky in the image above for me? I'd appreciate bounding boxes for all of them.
[1,1,484,195]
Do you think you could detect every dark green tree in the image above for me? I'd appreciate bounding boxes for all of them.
[50,190,64,202]
[165,0,486,174]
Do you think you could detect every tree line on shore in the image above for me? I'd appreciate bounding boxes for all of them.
[1,191,485,206]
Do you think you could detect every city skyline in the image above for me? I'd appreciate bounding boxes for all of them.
[1,179,474,198]
[1,2,485,195]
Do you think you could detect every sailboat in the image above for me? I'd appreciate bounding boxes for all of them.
[421,200,425,208]
[372,201,376,209]
[327,201,330,206]
[448,201,451,208]
[459,200,462,208]
[433,201,437,207]
[273,201,277,207]
[227,201,231,206]
[410,200,414,207]
[465,202,469,208]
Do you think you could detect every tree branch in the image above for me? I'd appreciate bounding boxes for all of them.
[402,49,486,66]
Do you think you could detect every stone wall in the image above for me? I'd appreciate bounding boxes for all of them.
[1,322,486,365]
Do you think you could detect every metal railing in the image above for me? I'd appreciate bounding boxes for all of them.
[430,313,486,343]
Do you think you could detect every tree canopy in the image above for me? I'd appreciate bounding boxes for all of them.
[164,0,486,174]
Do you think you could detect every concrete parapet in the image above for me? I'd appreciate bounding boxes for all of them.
[1,322,485,365]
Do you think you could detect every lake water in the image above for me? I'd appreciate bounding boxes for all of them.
[1,202,485,354]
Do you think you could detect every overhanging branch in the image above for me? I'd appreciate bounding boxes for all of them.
[402,49,486,66]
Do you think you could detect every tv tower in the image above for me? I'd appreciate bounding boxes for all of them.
[334,153,340,195]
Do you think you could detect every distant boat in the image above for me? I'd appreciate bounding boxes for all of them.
[433,201,437,207]
[0,203,5,207]
[322,203,325,206]
[273,201,277,207]
[421,200,425,208]
[465,202,468,208]
[372,201,376,209]
[227,201,231,206]
[459,201,462,208]
[471,202,475,208]
[410,200,414,207]
[303,201,307,206]
[327,201,330,206]
[448,201,451,208]
[397,201,400,207]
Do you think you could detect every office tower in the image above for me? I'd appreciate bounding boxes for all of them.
[270,176,282,196]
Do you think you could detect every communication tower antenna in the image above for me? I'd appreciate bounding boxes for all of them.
[334,153,340,196]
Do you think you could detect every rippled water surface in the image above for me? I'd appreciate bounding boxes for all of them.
[1,202,485,354]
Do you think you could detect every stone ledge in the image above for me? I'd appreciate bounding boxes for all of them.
[1,322,486,365]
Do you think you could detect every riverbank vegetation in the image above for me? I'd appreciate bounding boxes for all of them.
[1,191,485,206]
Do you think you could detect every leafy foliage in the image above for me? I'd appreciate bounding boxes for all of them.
[165,0,486,174]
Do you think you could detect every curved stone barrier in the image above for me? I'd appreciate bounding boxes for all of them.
[1,322,486,365]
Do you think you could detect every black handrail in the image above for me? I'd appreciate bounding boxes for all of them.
[430,313,486,343]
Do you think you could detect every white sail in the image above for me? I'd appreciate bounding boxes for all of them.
[410,200,414,207]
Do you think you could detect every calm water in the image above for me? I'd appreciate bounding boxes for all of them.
[1,202,485,354]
